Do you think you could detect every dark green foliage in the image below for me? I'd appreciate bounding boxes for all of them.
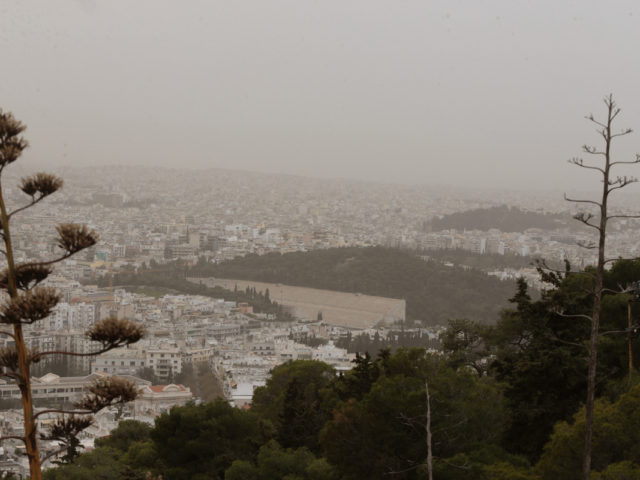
[490,261,640,460]
[487,281,589,460]
[150,399,268,479]
[423,248,550,272]
[439,318,490,375]
[435,260,640,462]
[321,350,507,480]
[251,360,336,452]
[191,246,516,324]
[225,440,338,480]
[43,447,146,480]
[427,205,568,232]
[333,351,381,401]
[433,444,533,480]
[537,385,640,479]
[94,420,152,453]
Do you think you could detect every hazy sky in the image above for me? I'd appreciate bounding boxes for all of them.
[2,0,640,191]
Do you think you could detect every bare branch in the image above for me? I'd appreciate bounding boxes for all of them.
[33,409,92,420]
[552,309,593,322]
[607,214,640,220]
[564,193,600,207]
[434,457,471,471]
[568,157,605,173]
[610,154,640,166]
[31,348,113,362]
[582,145,605,156]
[600,329,636,337]
[610,128,633,138]
[9,199,45,219]
[576,240,597,250]
[535,258,596,281]
[573,212,601,231]
[40,445,71,465]
[0,435,26,443]
[608,176,638,193]
[0,329,15,339]
[602,287,629,295]
[544,332,589,351]
[585,114,607,129]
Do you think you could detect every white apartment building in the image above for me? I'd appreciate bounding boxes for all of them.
[146,345,182,379]
[92,347,147,375]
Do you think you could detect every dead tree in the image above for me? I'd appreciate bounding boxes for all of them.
[0,110,144,479]
[425,379,433,480]
[565,95,640,480]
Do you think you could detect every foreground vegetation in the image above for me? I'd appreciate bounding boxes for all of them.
[43,257,640,479]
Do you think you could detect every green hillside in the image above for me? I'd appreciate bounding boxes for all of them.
[427,205,568,232]
[192,247,516,325]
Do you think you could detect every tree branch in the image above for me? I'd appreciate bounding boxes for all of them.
[553,310,593,321]
[0,435,26,443]
[568,157,605,173]
[610,154,640,166]
[600,328,637,337]
[33,409,92,420]
[544,332,588,351]
[9,197,47,219]
[0,371,22,380]
[40,445,71,465]
[31,348,111,362]
[573,212,601,231]
[582,145,606,156]
[585,114,607,129]
[564,193,600,207]
[576,240,597,250]
[607,214,640,220]
[0,329,16,339]
[610,128,633,138]
[607,176,638,193]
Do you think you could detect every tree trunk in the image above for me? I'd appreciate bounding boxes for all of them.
[581,97,612,480]
[425,379,433,480]
[0,186,42,480]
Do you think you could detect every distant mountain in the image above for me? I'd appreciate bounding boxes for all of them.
[427,205,568,232]
[192,247,516,325]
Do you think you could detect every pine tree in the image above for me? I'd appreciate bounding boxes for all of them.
[0,110,144,479]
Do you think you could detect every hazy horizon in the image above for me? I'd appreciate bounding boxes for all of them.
[3,1,640,192]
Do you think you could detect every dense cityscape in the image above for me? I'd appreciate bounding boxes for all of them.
[1,165,639,476]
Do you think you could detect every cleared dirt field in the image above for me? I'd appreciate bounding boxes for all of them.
[194,277,405,330]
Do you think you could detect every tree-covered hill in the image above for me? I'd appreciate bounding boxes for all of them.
[191,247,516,325]
[427,205,568,232]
